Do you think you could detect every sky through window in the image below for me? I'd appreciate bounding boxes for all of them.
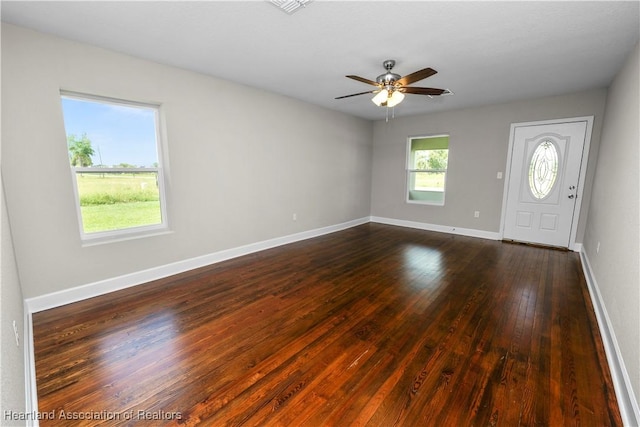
[61,97,159,168]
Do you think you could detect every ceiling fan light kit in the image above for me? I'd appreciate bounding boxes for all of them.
[336,59,450,114]
[371,89,405,107]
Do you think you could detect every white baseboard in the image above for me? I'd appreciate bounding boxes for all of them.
[370,216,502,241]
[580,250,640,426]
[23,300,39,427]
[24,217,369,314]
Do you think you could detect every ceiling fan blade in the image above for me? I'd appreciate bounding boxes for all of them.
[397,67,437,86]
[399,87,447,96]
[346,75,379,86]
[335,90,377,99]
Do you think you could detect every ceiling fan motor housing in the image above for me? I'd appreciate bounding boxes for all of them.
[376,72,401,85]
[376,59,400,86]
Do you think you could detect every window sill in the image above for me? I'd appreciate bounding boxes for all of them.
[80,226,173,247]
[406,199,445,207]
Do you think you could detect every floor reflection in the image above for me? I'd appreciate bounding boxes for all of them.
[401,244,445,289]
[94,309,186,414]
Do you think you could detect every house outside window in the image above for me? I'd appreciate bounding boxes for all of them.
[60,91,169,242]
[407,135,449,205]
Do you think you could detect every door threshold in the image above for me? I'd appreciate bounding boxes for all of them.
[502,239,569,252]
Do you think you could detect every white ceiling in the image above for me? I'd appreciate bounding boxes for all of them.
[2,1,639,121]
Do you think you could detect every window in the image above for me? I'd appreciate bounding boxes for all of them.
[528,139,559,200]
[407,135,449,205]
[60,91,168,241]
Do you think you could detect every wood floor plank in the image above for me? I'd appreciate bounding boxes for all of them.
[32,224,621,426]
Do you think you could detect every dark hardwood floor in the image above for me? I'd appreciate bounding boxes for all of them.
[33,223,621,426]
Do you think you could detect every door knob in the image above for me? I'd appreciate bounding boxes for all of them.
[568,194,575,199]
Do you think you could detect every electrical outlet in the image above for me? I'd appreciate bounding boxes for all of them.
[474,211,480,218]
[12,320,20,347]
[497,172,503,179]
[292,213,297,221]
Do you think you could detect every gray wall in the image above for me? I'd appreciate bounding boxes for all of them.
[1,134,26,425]
[1,23,26,420]
[584,42,639,415]
[370,89,608,240]
[1,24,373,299]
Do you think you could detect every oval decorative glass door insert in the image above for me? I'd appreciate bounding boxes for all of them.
[528,140,559,199]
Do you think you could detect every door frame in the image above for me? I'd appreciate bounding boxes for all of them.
[499,116,594,251]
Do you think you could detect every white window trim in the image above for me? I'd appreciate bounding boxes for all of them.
[405,134,449,206]
[61,91,171,244]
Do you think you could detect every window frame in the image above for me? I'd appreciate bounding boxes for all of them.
[61,91,170,244]
[406,134,450,206]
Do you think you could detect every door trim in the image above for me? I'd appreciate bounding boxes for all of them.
[499,116,594,251]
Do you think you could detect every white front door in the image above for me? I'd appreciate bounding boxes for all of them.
[502,118,592,248]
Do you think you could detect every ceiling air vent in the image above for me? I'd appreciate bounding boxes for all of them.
[269,0,312,14]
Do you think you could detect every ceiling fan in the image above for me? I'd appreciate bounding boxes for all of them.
[335,60,449,108]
